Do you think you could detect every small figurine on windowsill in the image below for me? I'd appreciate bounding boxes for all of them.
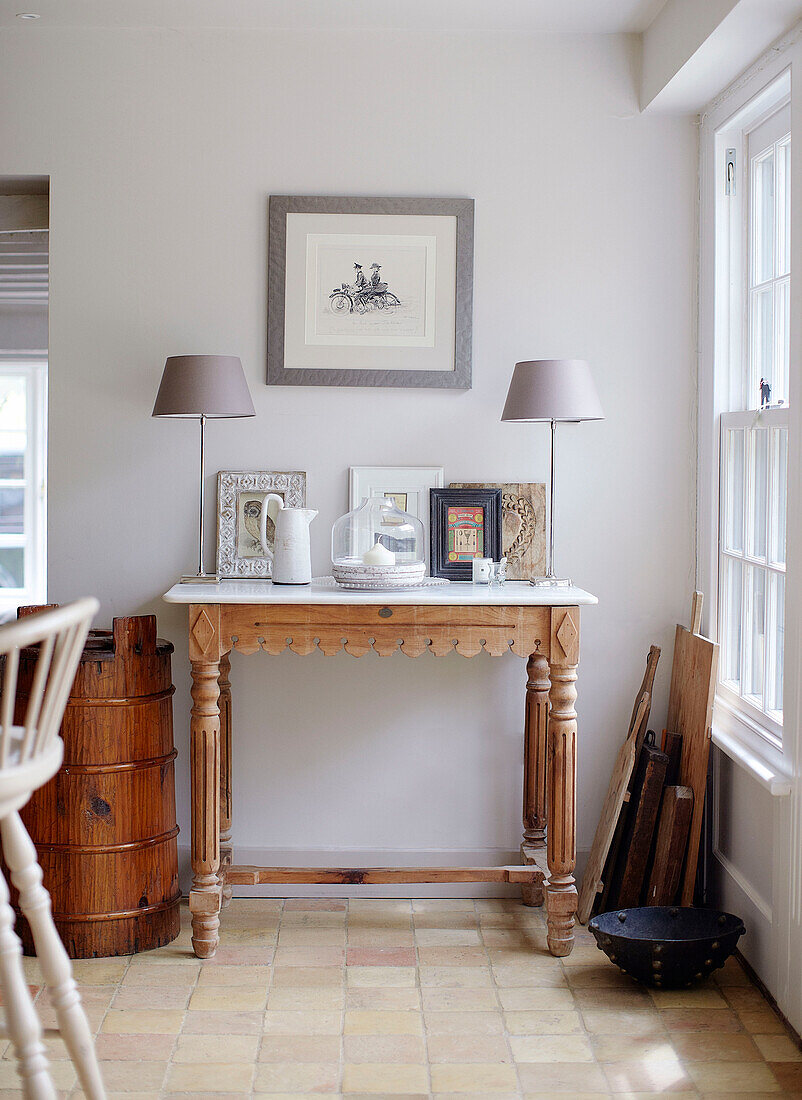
[760,377,772,408]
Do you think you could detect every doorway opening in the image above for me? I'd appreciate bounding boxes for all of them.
[0,178,48,613]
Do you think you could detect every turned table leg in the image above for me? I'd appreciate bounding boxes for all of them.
[545,609,579,956]
[521,650,549,906]
[190,658,222,959]
[218,652,233,909]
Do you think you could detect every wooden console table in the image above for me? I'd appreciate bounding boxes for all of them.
[163,580,597,960]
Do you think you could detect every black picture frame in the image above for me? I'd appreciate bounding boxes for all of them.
[430,488,503,580]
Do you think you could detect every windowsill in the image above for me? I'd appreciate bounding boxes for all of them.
[711,718,793,797]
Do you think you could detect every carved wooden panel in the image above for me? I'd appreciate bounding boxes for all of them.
[217,604,551,659]
[189,605,221,662]
[550,607,580,665]
[450,482,546,580]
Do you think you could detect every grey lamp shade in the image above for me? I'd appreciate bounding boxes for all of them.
[501,359,604,423]
[152,355,256,419]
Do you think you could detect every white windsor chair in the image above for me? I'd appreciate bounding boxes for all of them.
[0,598,105,1100]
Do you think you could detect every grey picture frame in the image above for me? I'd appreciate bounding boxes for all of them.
[267,195,474,389]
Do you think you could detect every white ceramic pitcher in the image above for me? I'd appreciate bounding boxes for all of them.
[260,494,317,585]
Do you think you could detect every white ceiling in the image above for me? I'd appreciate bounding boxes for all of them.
[0,0,670,34]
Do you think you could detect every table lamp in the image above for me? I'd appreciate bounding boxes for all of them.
[501,359,603,586]
[153,355,255,583]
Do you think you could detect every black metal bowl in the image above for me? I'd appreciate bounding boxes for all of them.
[588,906,745,988]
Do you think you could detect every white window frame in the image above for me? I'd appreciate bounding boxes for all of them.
[699,66,795,785]
[0,360,47,614]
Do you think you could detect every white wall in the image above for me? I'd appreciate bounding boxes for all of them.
[0,27,697,888]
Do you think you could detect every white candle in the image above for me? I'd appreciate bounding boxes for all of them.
[362,541,395,566]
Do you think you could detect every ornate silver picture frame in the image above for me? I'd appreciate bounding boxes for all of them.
[216,470,307,579]
[267,196,474,389]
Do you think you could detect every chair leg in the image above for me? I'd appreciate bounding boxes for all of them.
[0,865,54,1099]
[2,813,106,1100]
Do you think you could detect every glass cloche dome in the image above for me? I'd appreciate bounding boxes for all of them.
[331,496,426,588]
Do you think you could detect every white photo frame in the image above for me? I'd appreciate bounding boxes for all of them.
[349,466,444,560]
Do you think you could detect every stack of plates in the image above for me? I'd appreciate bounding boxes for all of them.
[331,561,429,590]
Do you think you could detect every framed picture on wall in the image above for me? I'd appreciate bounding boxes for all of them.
[267,196,474,389]
[216,470,307,579]
[430,487,502,580]
[349,466,444,561]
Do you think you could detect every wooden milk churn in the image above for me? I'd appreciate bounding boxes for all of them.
[13,611,181,957]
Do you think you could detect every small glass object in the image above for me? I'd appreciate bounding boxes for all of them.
[492,557,508,587]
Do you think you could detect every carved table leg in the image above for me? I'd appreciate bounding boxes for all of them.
[218,652,233,909]
[190,658,222,959]
[521,651,549,906]
[545,609,579,956]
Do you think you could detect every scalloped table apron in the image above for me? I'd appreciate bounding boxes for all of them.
[163,580,598,960]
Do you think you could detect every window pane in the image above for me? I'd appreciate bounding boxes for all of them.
[723,429,744,553]
[766,571,784,717]
[751,286,774,407]
[720,556,742,689]
[778,138,791,276]
[0,489,24,535]
[752,150,774,285]
[774,278,789,405]
[743,564,766,706]
[0,548,24,589]
[747,428,768,560]
[769,427,787,566]
[0,432,26,481]
[0,379,26,433]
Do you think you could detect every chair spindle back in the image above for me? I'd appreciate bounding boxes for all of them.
[0,599,98,769]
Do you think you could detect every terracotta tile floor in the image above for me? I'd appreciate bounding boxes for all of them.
[3,897,800,1097]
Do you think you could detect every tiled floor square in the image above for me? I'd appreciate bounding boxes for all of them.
[343,1034,426,1063]
[429,1061,519,1090]
[252,1061,340,1092]
[341,1061,429,1092]
[685,1058,782,1092]
[258,1034,342,1063]
[343,1010,423,1036]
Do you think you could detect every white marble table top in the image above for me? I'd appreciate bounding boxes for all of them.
[163,578,598,607]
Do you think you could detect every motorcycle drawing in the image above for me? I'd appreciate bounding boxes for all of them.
[329,281,401,315]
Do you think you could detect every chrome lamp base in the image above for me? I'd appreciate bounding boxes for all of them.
[529,575,573,588]
[180,572,220,585]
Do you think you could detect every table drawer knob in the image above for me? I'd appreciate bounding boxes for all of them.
[378,608,393,618]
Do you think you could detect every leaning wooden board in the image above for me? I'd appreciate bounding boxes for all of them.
[667,593,719,906]
[646,785,693,906]
[596,647,661,916]
[608,743,669,909]
[576,692,649,923]
[577,645,660,924]
[631,647,661,758]
[662,730,683,786]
